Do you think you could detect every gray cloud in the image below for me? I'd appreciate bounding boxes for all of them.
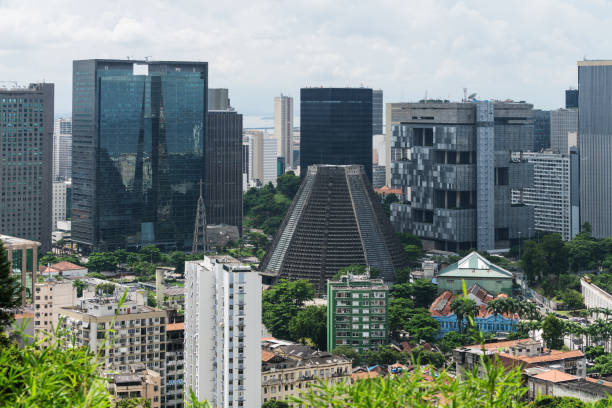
[1,0,611,122]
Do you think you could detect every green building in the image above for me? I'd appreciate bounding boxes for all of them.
[326,274,389,353]
[437,251,513,295]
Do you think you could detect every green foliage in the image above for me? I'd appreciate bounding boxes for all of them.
[88,252,118,272]
[590,353,612,376]
[380,193,399,217]
[147,291,157,308]
[542,314,564,350]
[112,249,130,264]
[39,251,59,266]
[332,345,361,366]
[95,282,115,296]
[276,171,301,200]
[262,279,315,340]
[138,244,161,263]
[333,264,380,280]
[405,313,440,343]
[243,182,294,236]
[168,251,186,275]
[289,305,327,350]
[521,240,547,284]
[0,241,21,326]
[290,355,529,407]
[132,261,156,277]
[72,280,87,298]
[116,399,151,408]
[534,395,612,408]
[585,345,605,361]
[450,296,478,333]
[437,331,473,353]
[262,400,290,408]
[387,297,415,334]
[397,232,423,249]
[390,280,437,308]
[394,266,411,284]
[557,289,584,310]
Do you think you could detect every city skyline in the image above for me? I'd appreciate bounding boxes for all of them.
[1,0,609,123]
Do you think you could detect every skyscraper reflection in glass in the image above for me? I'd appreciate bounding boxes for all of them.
[72,60,207,251]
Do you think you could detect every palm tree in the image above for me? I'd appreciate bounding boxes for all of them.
[487,298,505,335]
[451,296,478,333]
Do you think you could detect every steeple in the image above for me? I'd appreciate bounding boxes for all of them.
[192,179,207,254]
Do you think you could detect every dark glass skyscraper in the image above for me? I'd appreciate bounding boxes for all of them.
[533,109,551,151]
[300,88,373,180]
[566,89,579,109]
[72,59,207,251]
[205,110,243,233]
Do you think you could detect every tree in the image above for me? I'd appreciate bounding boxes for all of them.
[542,314,564,350]
[381,193,399,217]
[541,234,569,279]
[437,331,473,353]
[113,249,130,264]
[332,345,361,366]
[450,296,478,333]
[591,354,612,376]
[410,279,437,308]
[0,241,21,326]
[72,279,87,298]
[390,283,412,300]
[288,305,327,350]
[39,252,59,266]
[276,171,301,200]
[403,245,423,265]
[87,252,118,272]
[262,401,290,408]
[262,280,315,340]
[139,244,161,264]
[116,399,151,408]
[486,298,505,335]
[405,312,440,342]
[169,251,187,275]
[95,283,115,296]
[558,289,584,311]
[585,345,605,362]
[397,232,423,249]
[133,261,156,277]
[394,267,412,284]
[521,241,547,284]
[387,297,415,335]
[147,291,157,307]
[409,346,445,368]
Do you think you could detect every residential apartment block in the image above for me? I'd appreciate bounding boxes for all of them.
[185,256,262,408]
[326,274,389,353]
[33,279,76,337]
[109,365,162,408]
[165,322,185,408]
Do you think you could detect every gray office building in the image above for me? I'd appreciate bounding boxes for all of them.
[0,83,53,252]
[533,109,550,152]
[373,89,383,135]
[388,101,534,252]
[208,88,230,111]
[578,60,612,238]
[206,110,243,233]
[550,108,578,154]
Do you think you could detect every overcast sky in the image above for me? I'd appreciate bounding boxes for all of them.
[1,0,610,125]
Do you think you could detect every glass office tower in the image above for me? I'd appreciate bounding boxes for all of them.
[72,59,207,251]
[300,88,373,180]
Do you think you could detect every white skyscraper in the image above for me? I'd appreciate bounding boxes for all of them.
[274,95,293,169]
[53,118,72,181]
[185,256,262,408]
[52,180,70,230]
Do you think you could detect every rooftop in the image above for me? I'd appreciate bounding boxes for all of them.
[166,322,184,332]
[430,286,514,318]
[532,369,577,383]
[438,251,513,279]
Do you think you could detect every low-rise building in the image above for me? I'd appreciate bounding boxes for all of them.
[39,261,88,278]
[525,367,612,402]
[262,338,352,405]
[454,339,586,379]
[327,274,390,353]
[109,365,162,408]
[33,279,76,336]
[430,284,518,336]
[437,251,513,295]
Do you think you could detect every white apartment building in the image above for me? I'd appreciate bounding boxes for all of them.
[58,297,168,402]
[274,95,294,169]
[52,180,70,230]
[53,118,72,181]
[247,130,277,186]
[33,279,76,336]
[185,256,262,408]
[512,151,577,241]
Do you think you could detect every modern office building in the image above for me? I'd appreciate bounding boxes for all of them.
[52,180,70,230]
[373,89,383,135]
[248,130,277,186]
[165,321,185,408]
[53,118,72,181]
[533,109,550,151]
[300,88,373,180]
[72,59,207,252]
[277,157,285,176]
[262,338,352,404]
[578,60,612,238]
[566,88,579,109]
[388,101,535,252]
[274,94,294,168]
[372,165,386,188]
[550,108,578,154]
[242,143,249,191]
[206,110,243,233]
[0,83,53,252]
[1,234,41,305]
[260,165,409,292]
[326,273,389,352]
[58,296,168,401]
[208,88,230,111]
[512,150,578,240]
[185,256,262,408]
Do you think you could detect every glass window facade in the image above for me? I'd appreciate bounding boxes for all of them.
[72,60,207,251]
[300,88,373,180]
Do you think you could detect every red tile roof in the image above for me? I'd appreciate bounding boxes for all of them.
[262,350,276,363]
[51,261,84,271]
[533,370,577,383]
[586,377,612,388]
[352,371,379,381]
[166,322,184,331]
